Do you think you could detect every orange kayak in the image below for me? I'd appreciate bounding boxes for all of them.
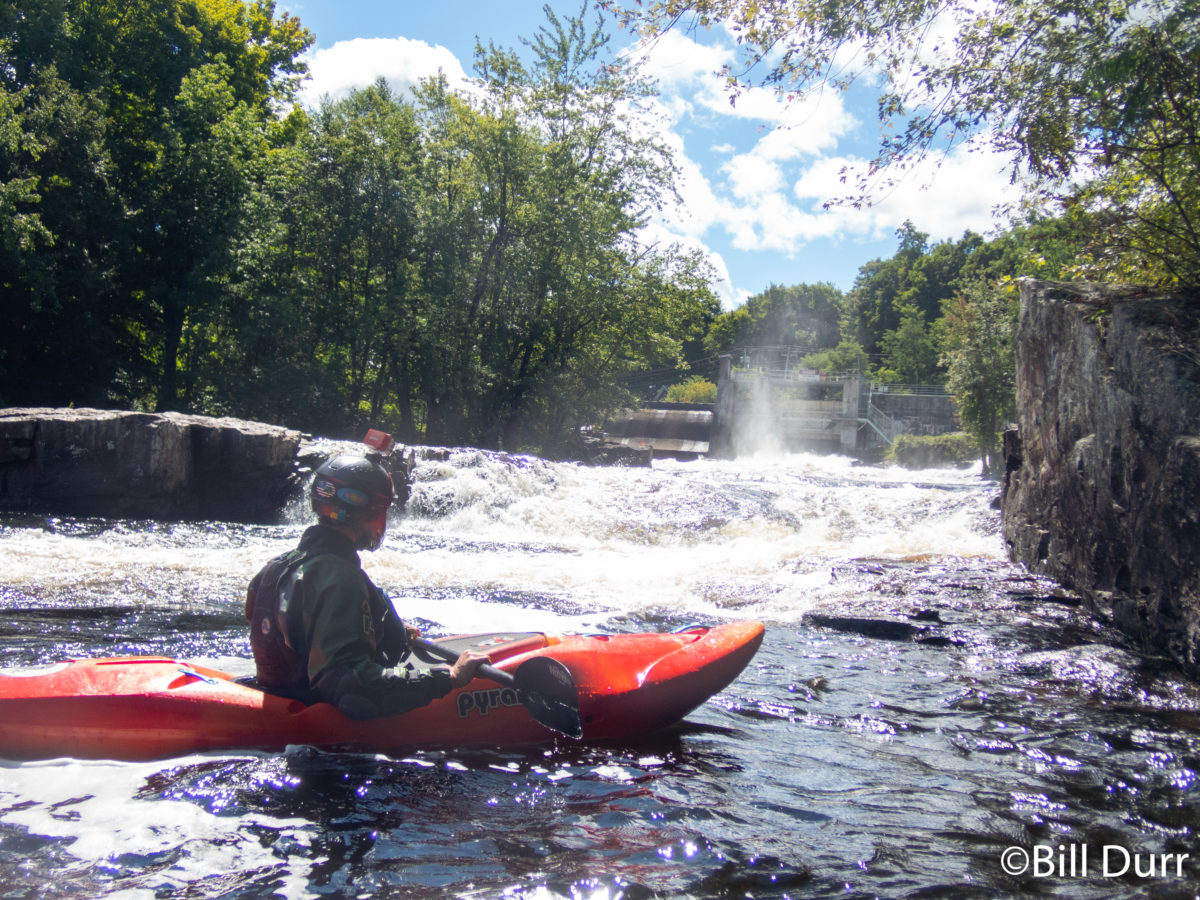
[0,622,764,761]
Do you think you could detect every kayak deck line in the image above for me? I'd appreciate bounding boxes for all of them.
[0,621,765,761]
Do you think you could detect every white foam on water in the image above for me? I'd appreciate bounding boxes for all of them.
[0,451,1001,629]
[0,448,1020,895]
[0,526,287,596]
[381,451,1002,626]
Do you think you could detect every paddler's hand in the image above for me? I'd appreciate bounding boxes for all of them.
[448,650,489,688]
[405,625,422,645]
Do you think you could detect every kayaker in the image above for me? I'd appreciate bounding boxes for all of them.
[245,439,486,719]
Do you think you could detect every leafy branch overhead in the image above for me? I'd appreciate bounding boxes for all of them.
[601,0,1200,287]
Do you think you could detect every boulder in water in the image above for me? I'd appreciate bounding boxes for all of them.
[0,407,302,523]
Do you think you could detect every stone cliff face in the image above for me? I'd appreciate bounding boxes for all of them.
[1001,280,1200,677]
[0,408,302,523]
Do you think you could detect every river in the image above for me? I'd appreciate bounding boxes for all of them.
[0,449,1197,899]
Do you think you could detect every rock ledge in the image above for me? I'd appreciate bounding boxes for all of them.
[1001,280,1200,676]
[0,408,302,523]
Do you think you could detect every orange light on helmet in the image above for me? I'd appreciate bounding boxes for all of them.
[363,429,395,454]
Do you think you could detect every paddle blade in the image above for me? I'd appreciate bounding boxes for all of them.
[513,656,583,739]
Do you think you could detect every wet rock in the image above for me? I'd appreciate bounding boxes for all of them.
[1001,280,1200,678]
[1004,584,1085,607]
[803,614,925,642]
[577,433,653,467]
[912,634,958,648]
[0,407,301,522]
[908,609,944,623]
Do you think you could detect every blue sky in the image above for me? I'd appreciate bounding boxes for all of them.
[279,0,1023,306]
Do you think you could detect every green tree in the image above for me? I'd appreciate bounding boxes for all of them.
[3,0,715,448]
[470,4,693,450]
[939,278,1017,475]
[665,375,717,404]
[877,304,940,384]
[211,80,426,434]
[841,222,928,356]
[406,75,494,442]
[0,0,313,409]
[101,0,311,410]
[841,221,984,359]
[300,82,423,432]
[1,0,135,405]
[140,61,274,410]
[704,281,843,356]
[1050,1,1200,286]
[404,3,714,452]
[799,339,869,375]
[0,64,126,406]
[956,214,1076,286]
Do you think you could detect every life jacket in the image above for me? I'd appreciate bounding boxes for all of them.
[244,526,410,699]
[245,546,312,695]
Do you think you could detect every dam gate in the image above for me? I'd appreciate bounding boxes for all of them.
[602,347,961,459]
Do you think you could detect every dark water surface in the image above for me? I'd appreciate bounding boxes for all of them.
[0,452,1197,899]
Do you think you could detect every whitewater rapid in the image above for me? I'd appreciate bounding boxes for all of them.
[0,450,1001,641]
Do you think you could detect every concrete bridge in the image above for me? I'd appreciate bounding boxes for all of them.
[601,349,960,459]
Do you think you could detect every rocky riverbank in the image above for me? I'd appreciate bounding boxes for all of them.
[0,408,303,523]
[1001,280,1200,678]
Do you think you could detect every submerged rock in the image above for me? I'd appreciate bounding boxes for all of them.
[1001,280,1200,678]
[802,614,926,642]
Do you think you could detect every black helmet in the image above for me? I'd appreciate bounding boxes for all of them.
[311,453,395,549]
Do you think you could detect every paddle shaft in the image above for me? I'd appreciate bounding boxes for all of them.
[411,635,583,739]
[411,636,514,686]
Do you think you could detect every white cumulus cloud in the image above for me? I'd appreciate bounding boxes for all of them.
[793,140,1020,243]
[299,36,471,107]
[636,27,1023,289]
[632,28,733,92]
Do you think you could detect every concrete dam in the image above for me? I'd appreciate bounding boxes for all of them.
[603,351,961,459]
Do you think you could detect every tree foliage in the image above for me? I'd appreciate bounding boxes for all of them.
[876,304,938,385]
[602,0,1200,288]
[1,0,312,408]
[1,1,716,453]
[702,216,1075,467]
[798,339,869,375]
[664,376,717,403]
[939,278,1018,475]
[703,281,842,356]
[3,0,1106,464]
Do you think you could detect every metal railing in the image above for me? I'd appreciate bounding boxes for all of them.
[867,382,952,396]
[862,403,899,444]
[727,355,950,397]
